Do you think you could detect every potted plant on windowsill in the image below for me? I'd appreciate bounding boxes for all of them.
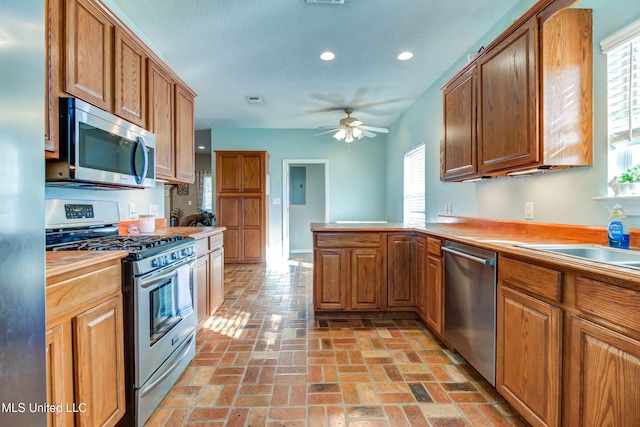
[619,165,640,195]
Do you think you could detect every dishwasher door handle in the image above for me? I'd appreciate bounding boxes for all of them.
[442,246,495,266]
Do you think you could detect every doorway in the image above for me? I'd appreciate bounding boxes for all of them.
[282,159,329,260]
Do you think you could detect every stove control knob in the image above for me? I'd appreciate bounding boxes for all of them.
[172,252,179,260]
[163,255,169,265]
[151,259,158,268]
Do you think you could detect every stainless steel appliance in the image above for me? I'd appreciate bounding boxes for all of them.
[46,98,156,189]
[46,199,196,427]
[442,240,497,386]
[0,1,47,425]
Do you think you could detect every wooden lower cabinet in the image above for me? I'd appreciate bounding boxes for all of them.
[218,195,265,263]
[194,233,225,322]
[387,234,415,309]
[46,258,125,427]
[567,316,640,427]
[314,248,348,311]
[497,285,561,427]
[209,247,225,312]
[74,296,125,427]
[195,254,209,322]
[425,253,443,337]
[46,325,68,427]
[314,246,383,311]
[415,236,427,317]
[350,249,383,310]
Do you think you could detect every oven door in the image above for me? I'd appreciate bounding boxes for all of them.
[135,257,197,387]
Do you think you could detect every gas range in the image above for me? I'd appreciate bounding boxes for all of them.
[45,199,195,275]
[46,199,198,427]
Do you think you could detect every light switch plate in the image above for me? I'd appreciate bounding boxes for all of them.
[149,204,159,217]
[129,203,137,219]
[524,202,534,220]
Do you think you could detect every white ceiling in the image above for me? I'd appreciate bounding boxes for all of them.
[110,0,519,134]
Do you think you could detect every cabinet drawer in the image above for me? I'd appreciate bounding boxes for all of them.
[195,237,210,256]
[576,277,640,335]
[316,233,381,248]
[46,262,121,327]
[499,257,562,302]
[427,237,442,257]
[209,232,224,250]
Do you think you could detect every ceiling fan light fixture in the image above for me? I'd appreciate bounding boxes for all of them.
[333,128,346,140]
[352,127,363,138]
[320,51,335,61]
[398,51,414,61]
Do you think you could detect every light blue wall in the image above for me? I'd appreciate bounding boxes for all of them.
[45,185,165,220]
[385,0,640,229]
[211,128,387,252]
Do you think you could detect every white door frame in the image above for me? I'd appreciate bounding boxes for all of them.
[282,159,329,259]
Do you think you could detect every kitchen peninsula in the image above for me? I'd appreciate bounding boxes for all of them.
[312,218,640,427]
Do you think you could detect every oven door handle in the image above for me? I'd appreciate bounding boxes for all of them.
[139,333,195,399]
[442,246,495,266]
[141,269,178,289]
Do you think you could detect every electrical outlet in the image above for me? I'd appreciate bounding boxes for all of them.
[129,203,137,219]
[524,202,534,220]
[444,203,453,214]
[149,204,159,217]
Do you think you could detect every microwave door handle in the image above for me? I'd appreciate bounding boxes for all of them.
[130,136,149,185]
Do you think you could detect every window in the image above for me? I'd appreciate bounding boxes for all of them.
[603,20,640,178]
[202,175,212,212]
[403,142,425,224]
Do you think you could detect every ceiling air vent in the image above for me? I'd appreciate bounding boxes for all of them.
[305,0,344,4]
[246,96,264,105]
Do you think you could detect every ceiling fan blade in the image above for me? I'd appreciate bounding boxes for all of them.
[362,130,377,138]
[360,125,389,134]
[314,128,340,136]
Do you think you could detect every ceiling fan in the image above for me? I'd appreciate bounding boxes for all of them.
[315,108,389,143]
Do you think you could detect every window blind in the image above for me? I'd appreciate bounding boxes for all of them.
[403,143,425,224]
[606,33,640,145]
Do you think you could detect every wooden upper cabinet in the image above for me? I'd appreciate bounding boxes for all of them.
[242,153,265,193]
[217,153,243,193]
[147,59,175,179]
[114,28,146,127]
[216,151,266,194]
[540,8,592,168]
[174,84,196,183]
[45,0,62,157]
[443,66,477,181]
[441,5,592,180]
[477,16,538,173]
[65,0,112,111]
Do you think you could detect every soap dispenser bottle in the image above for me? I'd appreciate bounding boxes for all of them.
[607,204,630,249]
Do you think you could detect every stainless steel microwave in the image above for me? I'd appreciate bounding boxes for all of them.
[46,98,156,189]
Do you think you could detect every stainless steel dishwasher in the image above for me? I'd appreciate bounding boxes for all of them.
[442,240,497,386]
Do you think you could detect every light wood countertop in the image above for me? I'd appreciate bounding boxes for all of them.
[312,217,640,288]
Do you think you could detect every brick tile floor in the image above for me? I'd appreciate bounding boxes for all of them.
[146,261,530,426]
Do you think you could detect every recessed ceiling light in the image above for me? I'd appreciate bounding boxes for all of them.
[247,96,264,104]
[320,51,335,61]
[197,145,205,150]
[398,51,414,61]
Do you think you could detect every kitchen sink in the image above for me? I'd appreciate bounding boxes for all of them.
[517,243,640,269]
